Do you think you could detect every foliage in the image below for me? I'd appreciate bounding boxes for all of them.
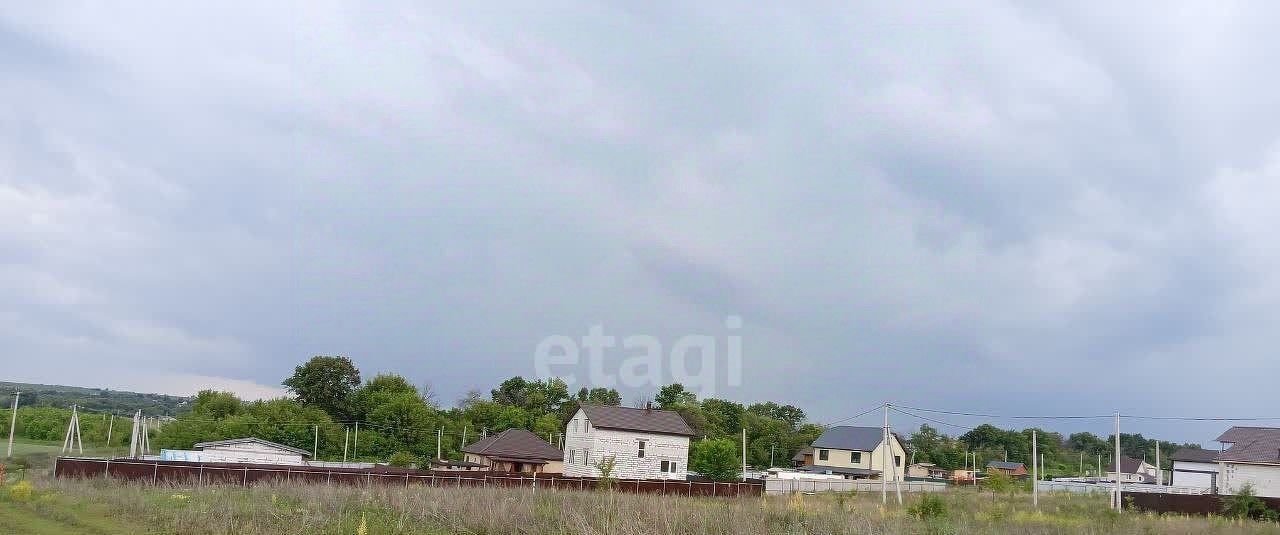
[655,383,697,409]
[594,455,618,491]
[1223,484,1275,520]
[690,438,740,481]
[0,381,189,417]
[907,494,949,520]
[282,356,361,419]
[982,470,1014,496]
[387,452,418,468]
[8,480,33,502]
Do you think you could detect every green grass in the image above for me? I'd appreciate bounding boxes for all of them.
[3,438,121,477]
[5,475,1280,534]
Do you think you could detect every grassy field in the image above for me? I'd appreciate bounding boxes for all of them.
[3,474,1280,534]
[3,438,120,474]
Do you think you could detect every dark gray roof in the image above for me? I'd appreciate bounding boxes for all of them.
[192,437,311,457]
[580,405,694,436]
[986,461,1025,470]
[1217,427,1279,444]
[1169,448,1219,463]
[792,447,812,462]
[1215,428,1280,464]
[461,429,563,461]
[797,465,880,477]
[1106,455,1148,474]
[811,426,890,452]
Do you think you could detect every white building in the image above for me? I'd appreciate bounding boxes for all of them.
[1216,427,1280,497]
[795,425,906,481]
[1169,447,1218,491]
[561,404,694,480]
[160,437,311,465]
[1104,455,1157,484]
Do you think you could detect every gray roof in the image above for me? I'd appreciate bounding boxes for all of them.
[580,405,694,436]
[1106,455,1148,474]
[1169,447,1219,463]
[811,426,893,452]
[792,446,812,462]
[986,461,1025,470]
[462,429,563,461]
[192,437,311,457]
[797,465,880,477]
[1215,427,1280,465]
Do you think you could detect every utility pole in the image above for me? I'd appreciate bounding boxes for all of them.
[1155,442,1161,486]
[1031,429,1038,507]
[1096,454,1102,481]
[770,444,775,468]
[313,425,319,459]
[461,425,468,447]
[741,428,747,482]
[437,427,443,460]
[973,452,978,486]
[1040,453,1045,481]
[1114,413,1122,512]
[1079,451,1084,476]
[342,427,349,464]
[881,403,889,504]
[6,390,18,459]
[128,410,141,458]
[107,413,115,449]
[353,422,359,459]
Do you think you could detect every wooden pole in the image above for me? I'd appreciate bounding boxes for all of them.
[5,391,18,459]
[437,427,443,461]
[881,403,888,504]
[353,422,359,459]
[313,425,319,459]
[107,414,114,449]
[1155,442,1161,486]
[1031,429,1038,507]
[741,428,747,482]
[342,427,349,463]
[1114,413,1122,511]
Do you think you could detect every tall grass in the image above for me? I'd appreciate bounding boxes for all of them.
[15,476,1280,534]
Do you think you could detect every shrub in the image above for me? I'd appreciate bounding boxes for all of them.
[907,494,948,520]
[1223,484,1273,520]
[9,480,33,502]
[388,452,418,468]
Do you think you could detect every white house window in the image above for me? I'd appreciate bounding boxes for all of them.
[568,450,576,464]
[894,455,902,467]
[584,450,590,465]
[637,440,646,458]
[851,452,861,463]
[573,420,578,433]
[585,421,591,433]
[661,460,669,472]
[819,449,829,461]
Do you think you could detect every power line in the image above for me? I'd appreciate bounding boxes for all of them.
[822,405,883,427]
[893,405,1112,420]
[891,406,975,431]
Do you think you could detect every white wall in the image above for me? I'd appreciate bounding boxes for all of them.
[562,409,690,480]
[161,449,304,465]
[1170,460,1217,490]
[1220,463,1280,497]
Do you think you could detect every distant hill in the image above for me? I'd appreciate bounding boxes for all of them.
[0,381,191,416]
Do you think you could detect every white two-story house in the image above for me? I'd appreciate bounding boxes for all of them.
[562,404,694,480]
[796,426,906,481]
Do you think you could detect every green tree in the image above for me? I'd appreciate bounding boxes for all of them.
[690,438,740,481]
[283,356,361,419]
[352,374,419,420]
[655,383,697,409]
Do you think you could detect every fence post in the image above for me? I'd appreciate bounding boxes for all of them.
[663,479,667,495]
[198,464,203,487]
[326,470,331,485]
[104,458,110,479]
[243,466,248,487]
[152,462,158,485]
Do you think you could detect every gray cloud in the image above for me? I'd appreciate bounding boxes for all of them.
[4,1,1280,442]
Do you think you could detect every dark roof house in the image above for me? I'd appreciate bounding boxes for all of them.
[1169,447,1219,463]
[986,461,1026,471]
[811,426,900,452]
[579,405,695,436]
[1215,427,1280,464]
[462,429,563,463]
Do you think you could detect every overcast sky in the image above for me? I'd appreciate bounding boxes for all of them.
[4,2,1279,444]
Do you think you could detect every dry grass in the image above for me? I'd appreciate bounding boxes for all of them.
[9,475,1280,534]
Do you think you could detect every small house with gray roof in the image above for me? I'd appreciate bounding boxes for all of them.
[795,425,906,481]
[562,404,695,480]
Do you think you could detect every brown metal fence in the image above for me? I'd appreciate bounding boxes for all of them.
[1128,492,1280,516]
[53,457,762,498]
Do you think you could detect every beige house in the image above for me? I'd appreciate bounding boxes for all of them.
[462,429,564,474]
[796,426,906,480]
